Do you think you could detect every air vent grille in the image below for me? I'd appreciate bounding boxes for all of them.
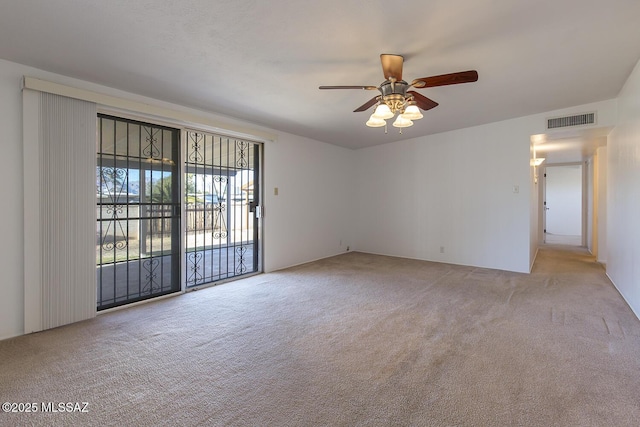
[547,112,596,129]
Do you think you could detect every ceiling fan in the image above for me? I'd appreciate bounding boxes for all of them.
[319,54,478,132]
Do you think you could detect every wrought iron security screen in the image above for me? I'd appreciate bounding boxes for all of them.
[96,115,181,310]
[185,131,261,287]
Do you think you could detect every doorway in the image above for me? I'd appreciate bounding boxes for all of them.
[543,164,583,246]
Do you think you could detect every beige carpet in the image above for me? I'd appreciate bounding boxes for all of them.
[1,246,639,426]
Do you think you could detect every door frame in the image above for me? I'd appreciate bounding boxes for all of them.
[182,129,263,290]
[96,114,182,310]
[540,162,586,246]
[95,109,265,310]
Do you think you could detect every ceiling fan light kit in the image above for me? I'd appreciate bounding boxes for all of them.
[372,103,394,120]
[392,115,413,128]
[320,54,478,134]
[365,115,386,128]
[402,104,423,120]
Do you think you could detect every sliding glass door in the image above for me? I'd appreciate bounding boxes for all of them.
[96,115,181,310]
[184,131,261,287]
[96,118,262,309]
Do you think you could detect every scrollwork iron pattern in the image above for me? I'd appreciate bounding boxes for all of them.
[213,176,228,239]
[235,245,248,275]
[100,167,129,251]
[213,202,228,239]
[188,132,205,163]
[236,140,249,168]
[186,252,204,285]
[142,258,161,293]
[142,127,161,158]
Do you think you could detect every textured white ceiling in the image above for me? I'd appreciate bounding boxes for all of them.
[1,0,640,150]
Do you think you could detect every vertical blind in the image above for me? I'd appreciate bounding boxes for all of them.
[23,91,97,332]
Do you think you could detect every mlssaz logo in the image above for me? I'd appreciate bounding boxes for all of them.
[41,402,89,413]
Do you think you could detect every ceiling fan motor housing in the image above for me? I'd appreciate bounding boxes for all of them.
[379,80,409,113]
[379,80,408,97]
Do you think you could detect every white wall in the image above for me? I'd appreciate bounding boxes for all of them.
[0,58,355,340]
[263,133,355,271]
[586,158,594,253]
[596,146,607,264]
[0,61,25,341]
[354,118,533,273]
[608,58,640,319]
[544,165,582,236]
[587,148,608,260]
[530,141,539,270]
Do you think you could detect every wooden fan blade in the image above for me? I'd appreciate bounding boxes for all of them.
[407,91,439,111]
[353,97,380,112]
[380,54,404,81]
[411,70,478,88]
[319,85,378,90]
